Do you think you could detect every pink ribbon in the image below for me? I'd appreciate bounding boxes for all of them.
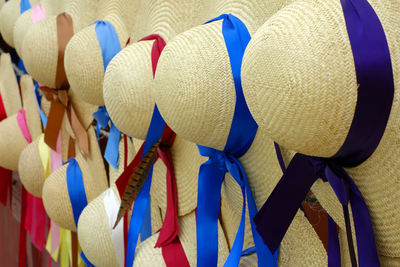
[17,109,32,143]
[31,3,46,24]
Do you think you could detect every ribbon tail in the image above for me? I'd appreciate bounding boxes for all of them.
[45,101,65,151]
[155,148,179,247]
[254,153,318,252]
[104,122,120,169]
[68,106,89,155]
[347,179,380,266]
[196,162,225,267]
[328,215,340,267]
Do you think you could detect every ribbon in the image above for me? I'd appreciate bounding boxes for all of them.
[92,20,123,169]
[0,93,12,206]
[40,13,89,156]
[17,108,32,143]
[254,1,393,266]
[116,35,189,267]
[31,3,46,23]
[93,106,120,169]
[20,0,31,14]
[38,134,51,178]
[103,188,125,267]
[196,14,277,267]
[34,83,48,127]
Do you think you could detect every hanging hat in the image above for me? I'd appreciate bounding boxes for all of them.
[241,0,399,264]
[0,75,41,170]
[42,126,108,231]
[0,53,22,116]
[21,0,101,87]
[0,0,40,47]
[153,0,329,264]
[64,0,138,106]
[13,0,68,57]
[133,211,230,267]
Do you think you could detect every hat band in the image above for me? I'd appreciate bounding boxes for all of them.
[196,14,277,267]
[254,0,393,265]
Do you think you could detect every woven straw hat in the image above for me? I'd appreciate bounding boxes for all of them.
[0,0,40,47]
[21,0,100,87]
[0,53,22,116]
[152,0,331,263]
[78,138,139,267]
[133,211,230,267]
[0,75,41,170]
[64,0,138,106]
[241,0,400,262]
[42,126,108,231]
[13,0,68,58]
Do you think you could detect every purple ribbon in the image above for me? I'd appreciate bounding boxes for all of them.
[254,0,394,266]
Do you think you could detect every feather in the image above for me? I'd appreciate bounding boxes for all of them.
[113,139,161,229]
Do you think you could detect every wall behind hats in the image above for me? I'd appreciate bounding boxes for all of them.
[0,173,60,267]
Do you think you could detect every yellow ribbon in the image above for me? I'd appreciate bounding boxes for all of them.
[38,134,51,178]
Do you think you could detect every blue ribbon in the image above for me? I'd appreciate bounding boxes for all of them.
[126,105,166,267]
[20,0,31,14]
[196,14,277,267]
[92,20,122,169]
[93,106,120,169]
[66,158,96,266]
[33,82,48,127]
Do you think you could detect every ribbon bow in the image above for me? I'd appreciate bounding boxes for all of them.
[40,86,89,156]
[254,0,393,266]
[196,14,277,267]
[93,106,121,169]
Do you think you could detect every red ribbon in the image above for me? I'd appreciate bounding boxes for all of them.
[0,93,12,207]
[116,34,189,267]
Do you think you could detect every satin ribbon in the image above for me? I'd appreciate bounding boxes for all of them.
[103,188,125,267]
[17,108,32,143]
[34,83,48,127]
[254,1,393,266]
[195,14,277,267]
[93,106,120,169]
[0,93,12,206]
[31,3,46,23]
[116,34,189,267]
[92,20,122,169]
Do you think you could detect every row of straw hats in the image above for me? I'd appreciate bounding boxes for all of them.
[0,0,398,266]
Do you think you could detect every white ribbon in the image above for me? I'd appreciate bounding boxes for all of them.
[103,188,125,267]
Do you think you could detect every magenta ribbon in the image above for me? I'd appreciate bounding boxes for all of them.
[254,0,394,266]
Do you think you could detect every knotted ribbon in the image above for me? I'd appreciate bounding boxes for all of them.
[196,14,277,267]
[254,1,393,266]
[40,13,89,157]
[0,93,12,206]
[115,34,189,267]
[92,20,123,169]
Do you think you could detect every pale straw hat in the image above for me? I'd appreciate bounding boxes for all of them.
[0,0,40,47]
[13,0,68,58]
[21,0,101,87]
[133,211,230,267]
[241,0,400,263]
[77,138,138,267]
[0,53,22,116]
[64,0,139,106]
[0,75,41,170]
[152,0,330,264]
[42,126,108,231]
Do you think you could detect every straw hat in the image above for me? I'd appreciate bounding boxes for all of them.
[133,211,230,267]
[0,53,22,116]
[64,0,138,106]
[77,137,138,267]
[152,0,332,264]
[0,75,41,170]
[21,0,101,87]
[241,0,400,262]
[42,126,108,231]
[0,0,40,47]
[13,0,68,58]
